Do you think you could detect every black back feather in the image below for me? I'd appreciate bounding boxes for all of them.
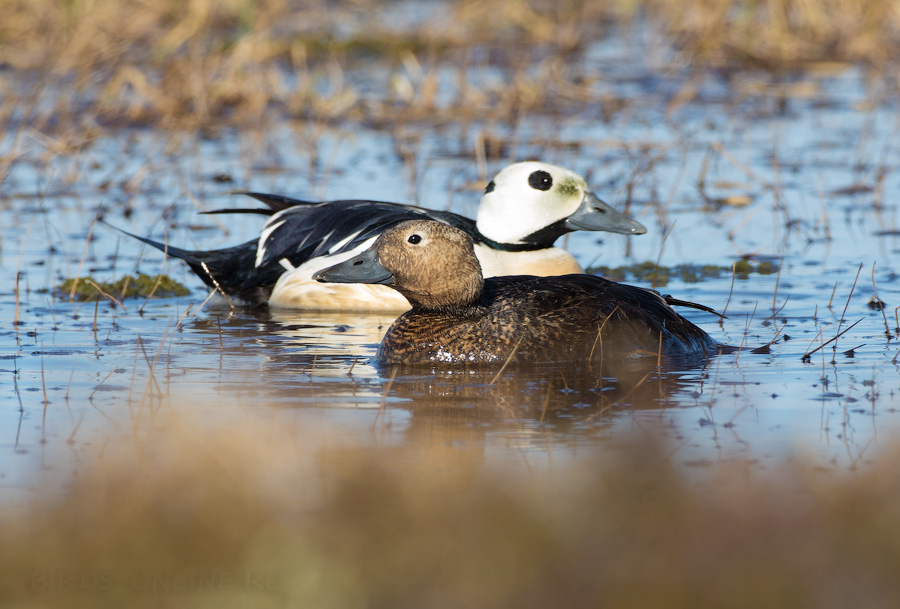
[256,200,478,269]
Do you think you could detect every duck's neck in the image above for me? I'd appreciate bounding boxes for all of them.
[396,274,484,313]
[474,234,549,252]
[409,302,487,318]
[475,182,582,246]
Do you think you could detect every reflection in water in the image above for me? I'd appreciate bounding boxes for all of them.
[6,292,880,485]
[171,306,722,476]
[182,306,717,433]
[5,265,893,507]
[386,359,710,418]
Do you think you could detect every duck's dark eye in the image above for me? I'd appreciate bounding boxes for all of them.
[484,180,495,194]
[407,234,422,245]
[528,170,553,191]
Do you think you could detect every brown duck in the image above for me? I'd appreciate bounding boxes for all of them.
[314,220,721,365]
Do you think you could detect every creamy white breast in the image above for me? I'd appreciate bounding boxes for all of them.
[473,244,583,278]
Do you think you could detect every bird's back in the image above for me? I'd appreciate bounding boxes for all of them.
[378,274,719,365]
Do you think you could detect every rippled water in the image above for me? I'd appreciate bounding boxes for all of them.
[3,33,900,505]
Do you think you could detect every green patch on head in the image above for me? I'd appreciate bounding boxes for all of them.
[56,273,191,301]
[556,179,582,197]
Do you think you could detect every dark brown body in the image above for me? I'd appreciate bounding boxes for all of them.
[377,274,719,365]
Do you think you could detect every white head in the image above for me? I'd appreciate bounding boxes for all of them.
[474,161,645,246]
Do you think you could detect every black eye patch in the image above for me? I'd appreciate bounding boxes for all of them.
[408,234,422,245]
[484,180,495,194]
[528,170,553,191]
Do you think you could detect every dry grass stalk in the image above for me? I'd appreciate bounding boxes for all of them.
[489,336,525,385]
[870,262,892,338]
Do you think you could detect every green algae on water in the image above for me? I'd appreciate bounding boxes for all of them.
[56,273,191,301]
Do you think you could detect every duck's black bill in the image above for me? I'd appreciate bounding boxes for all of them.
[565,191,647,236]
[313,247,394,285]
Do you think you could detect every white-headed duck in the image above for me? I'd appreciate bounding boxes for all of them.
[122,162,646,310]
[314,220,721,365]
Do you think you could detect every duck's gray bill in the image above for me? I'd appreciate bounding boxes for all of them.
[564,191,647,235]
[313,247,394,285]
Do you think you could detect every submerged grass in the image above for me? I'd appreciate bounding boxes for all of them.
[3,416,900,608]
[55,273,190,301]
[589,258,777,286]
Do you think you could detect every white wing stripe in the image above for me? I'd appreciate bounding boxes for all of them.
[326,230,363,255]
[256,219,286,268]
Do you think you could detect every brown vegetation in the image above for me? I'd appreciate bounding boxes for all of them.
[0,0,898,134]
[647,0,900,68]
[2,416,900,608]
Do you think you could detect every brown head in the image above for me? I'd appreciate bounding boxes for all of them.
[314,220,484,310]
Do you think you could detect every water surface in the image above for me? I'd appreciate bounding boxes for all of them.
[3,32,900,506]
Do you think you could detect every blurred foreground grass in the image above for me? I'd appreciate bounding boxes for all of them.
[3,414,900,609]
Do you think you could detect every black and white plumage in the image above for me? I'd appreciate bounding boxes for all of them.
[123,162,647,310]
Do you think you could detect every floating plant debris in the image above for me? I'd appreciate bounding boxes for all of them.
[55,273,191,301]
[588,260,777,286]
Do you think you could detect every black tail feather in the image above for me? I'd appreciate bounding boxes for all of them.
[200,192,320,217]
[104,222,202,265]
[105,222,276,306]
[202,208,279,216]
[237,192,318,212]
[663,294,727,318]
